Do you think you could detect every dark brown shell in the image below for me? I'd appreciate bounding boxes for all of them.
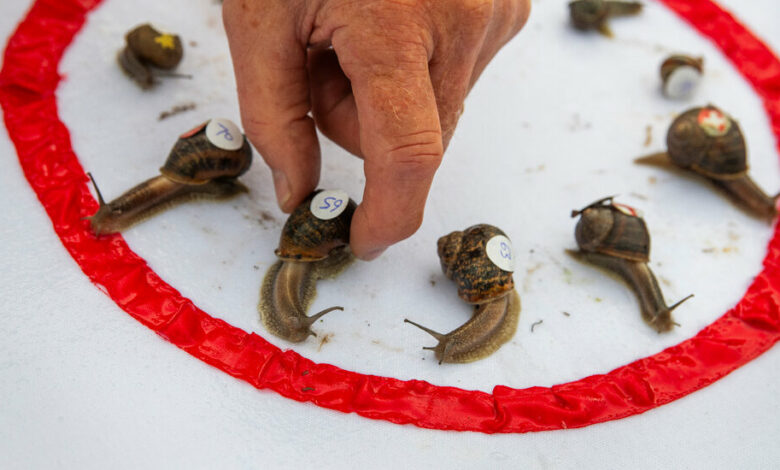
[666,106,747,180]
[660,55,704,82]
[160,122,253,184]
[126,24,183,70]
[275,191,357,262]
[437,224,515,304]
[573,199,650,262]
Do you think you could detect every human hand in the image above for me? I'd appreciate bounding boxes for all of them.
[223,0,530,260]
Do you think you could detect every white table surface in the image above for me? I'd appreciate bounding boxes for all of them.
[1,0,779,468]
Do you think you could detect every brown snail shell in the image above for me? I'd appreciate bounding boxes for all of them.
[568,197,692,333]
[660,55,704,99]
[405,224,521,364]
[569,0,643,37]
[86,119,252,235]
[118,24,189,89]
[260,190,357,343]
[636,105,778,220]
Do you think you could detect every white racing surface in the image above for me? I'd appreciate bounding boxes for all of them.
[2,0,779,468]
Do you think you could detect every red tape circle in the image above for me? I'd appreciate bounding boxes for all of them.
[2,0,779,433]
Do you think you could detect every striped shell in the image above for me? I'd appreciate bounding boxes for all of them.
[666,106,747,180]
[275,191,357,261]
[160,121,252,185]
[437,224,515,304]
[574,200,650,262]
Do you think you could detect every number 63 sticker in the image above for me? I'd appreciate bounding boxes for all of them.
[310,189,350,220]
[486,235,516,272]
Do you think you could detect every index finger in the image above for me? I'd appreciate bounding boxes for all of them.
[332,26,443,260]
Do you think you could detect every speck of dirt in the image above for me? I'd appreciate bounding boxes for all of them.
[189,40,198,47]
[253,265,259,270]
[648,176,658,185]
[317,333,333,352]
[660,276,672,287]
[643,125,653,147]
[702,248,716,253]
[530,320,543,333]
[301,370,310,376]
[302,387,314,392]
[629,192,648,200]
[594,297,603,302]
[562,311,571,317]
[158,102,197,121]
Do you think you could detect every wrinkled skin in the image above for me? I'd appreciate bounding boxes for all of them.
[224,0,531,259]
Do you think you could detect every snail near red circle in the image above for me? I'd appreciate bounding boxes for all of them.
[1,0,779,434]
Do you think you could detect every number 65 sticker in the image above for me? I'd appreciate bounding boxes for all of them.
[310,189,350,220]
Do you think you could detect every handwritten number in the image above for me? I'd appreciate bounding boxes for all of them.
[499,241,512,260]
[216,123,234,141]
[319,197,344,212]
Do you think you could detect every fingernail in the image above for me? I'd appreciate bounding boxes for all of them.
[272,170,291,209]
[361,247,386,261]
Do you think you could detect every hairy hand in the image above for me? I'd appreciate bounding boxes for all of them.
[224,0,530,259]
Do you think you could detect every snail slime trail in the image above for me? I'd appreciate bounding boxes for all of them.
[86,119,252,235]
[259,190,357,343]
[569,197,693,333]
[405,224,521,364]
[636,105,779,221]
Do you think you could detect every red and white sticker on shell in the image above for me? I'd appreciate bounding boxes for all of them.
[614,203,643,218]
[486,235,516,272]
[697,108,732,137]
[205,118,244,151]
[310,189,349,220]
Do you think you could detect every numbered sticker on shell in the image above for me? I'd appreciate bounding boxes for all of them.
[310,189,350,220]
[485,235,516,272]
[205,118,244,151]
[664,65,702,100]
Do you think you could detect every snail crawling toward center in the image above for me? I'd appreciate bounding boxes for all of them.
[569,0,643,37]
[636,105,779,220]
[86,118,252,235]
[259,190,357,342]
[405,224,521,364]
[118,23,191,89]
[568,197,693,333]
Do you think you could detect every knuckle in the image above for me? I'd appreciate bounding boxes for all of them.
[384,131,444,178]
[457,0,494,25]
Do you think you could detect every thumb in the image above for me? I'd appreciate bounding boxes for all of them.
[223,0,319,212]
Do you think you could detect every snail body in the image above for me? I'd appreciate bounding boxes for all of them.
[259,190,357,342]
[86,119,252,235]
[569,0,643,37]
[636,106,778,220]
[568,197,692,333]
[118,24,189,89]
[405,224,521,364]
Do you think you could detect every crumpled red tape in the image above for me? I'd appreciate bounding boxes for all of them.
[1,0,779,434]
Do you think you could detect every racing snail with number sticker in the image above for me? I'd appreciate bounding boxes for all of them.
[405,224,521,364]
[2,0,780,434]
[259,190,357,342]
[85,118,253,235]
[568,197,694,333]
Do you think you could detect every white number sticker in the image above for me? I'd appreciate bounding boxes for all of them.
[485,235,515,272]
[664,65,702,100]
[310,189,349,220]
[205,118,244,151]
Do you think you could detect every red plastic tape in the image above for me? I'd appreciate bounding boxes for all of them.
[1,0,779,433]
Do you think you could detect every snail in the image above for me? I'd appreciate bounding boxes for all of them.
[118,24,190,89]
[86,118,252,235]
[660,55,704,100]
[636,105,778,220]
[568,196,692,333]
[259,190,357,343]
[569,0,643,37]
[405,224,521,364]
